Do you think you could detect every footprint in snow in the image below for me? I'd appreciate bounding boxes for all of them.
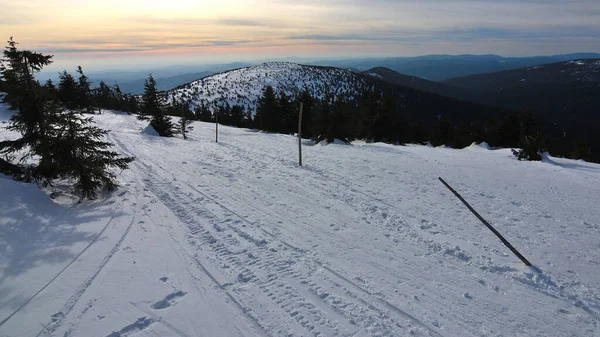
[151,290,187,310]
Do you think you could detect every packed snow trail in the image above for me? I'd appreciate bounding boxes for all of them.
[2,109,600,337]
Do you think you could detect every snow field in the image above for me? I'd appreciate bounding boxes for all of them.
[1,108,599,337]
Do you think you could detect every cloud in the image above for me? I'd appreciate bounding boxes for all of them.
[37,39,258,53]
[215,19,268,27]
[2,0,599,58]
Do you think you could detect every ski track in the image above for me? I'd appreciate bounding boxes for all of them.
[37,187,139,337]
[111,134,448,337]
[0,195,126,330]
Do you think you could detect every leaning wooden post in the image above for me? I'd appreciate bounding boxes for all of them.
[298,102,303,166]
[438,177,533,267]
[215,105,219,143]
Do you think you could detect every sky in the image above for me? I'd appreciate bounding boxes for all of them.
[1,0,600,71]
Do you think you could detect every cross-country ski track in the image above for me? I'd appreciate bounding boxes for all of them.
[1,110,599,337]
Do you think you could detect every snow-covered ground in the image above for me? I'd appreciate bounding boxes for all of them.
[1,108,600,337]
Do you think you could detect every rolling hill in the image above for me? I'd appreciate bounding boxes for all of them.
[165,62,510,125]
[361,67,469,99]
[444,59,600,130]
[166,62,369,112]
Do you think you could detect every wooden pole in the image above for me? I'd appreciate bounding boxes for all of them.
[438,177,533,267]
[181,103,185,139]
[298,102,303,166]
[215,106,219,143]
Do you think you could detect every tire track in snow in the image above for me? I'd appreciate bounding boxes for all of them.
[111,137,271,337]
[132,143,445,336]
[140,168,335,336]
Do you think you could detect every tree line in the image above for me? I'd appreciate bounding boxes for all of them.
[247,85,586,162]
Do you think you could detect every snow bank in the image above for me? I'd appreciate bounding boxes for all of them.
[465,141,492,151]
[141,123,159,136]
[317,138,349,146]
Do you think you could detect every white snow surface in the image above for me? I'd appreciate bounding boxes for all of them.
[465,142,492,151]
[165,62,368,113]
[1,108,600,337]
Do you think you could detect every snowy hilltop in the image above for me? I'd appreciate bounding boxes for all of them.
[165,62,369,112]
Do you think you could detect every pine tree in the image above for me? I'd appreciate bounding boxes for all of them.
[512,112,544,161]
[176,102,193,139]
[328,94,353,143]
[230,105,244,127]
[242,108,253,128]
[254,86,278,132]
[94,80,113,111]
[0,37,53,178]
[57,70,78,109]
[277,90,293,134]
[194,102,212,122]
[76,66,96,114]
[127,94,138,114]
[295,88,313,138]
[140,74,159,121]
[41,79,58,102]
[142,74,173,136]
[36,110,134,198]
[138,74,174,137]
[0,38,134,199]
[357,89,379,141]
[311,92,333,142]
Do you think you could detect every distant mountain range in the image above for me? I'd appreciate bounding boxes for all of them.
[361,67,468,100]
[311,53,600,81]
[115,72,214,95]
[443,59,600,130]
[35,62,251,95]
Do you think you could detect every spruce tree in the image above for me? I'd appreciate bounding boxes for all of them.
[230,105,244,127]
[195,102,212,122]
[76,66,95,114]
[94,80,113,111]
[0,37,53,178]
[254,86,277,132]
[243,108,253,128]
[176,102,193,139]
[142,74,173,136]
[43,79,57,98]
[328,94,353,143]
[58,71,78,109]
[295,88,313,138]
[277,90,293,134]
[139,74,158,121]
[127,94,138,114]
[311,92,333,142]
[0,38,134,199]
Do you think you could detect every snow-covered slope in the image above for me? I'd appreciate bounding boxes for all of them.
[165,62,369,112]
[1,108,600,337]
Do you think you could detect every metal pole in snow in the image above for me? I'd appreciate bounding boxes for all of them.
[438,177,533,267]
[298,102,303,166]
